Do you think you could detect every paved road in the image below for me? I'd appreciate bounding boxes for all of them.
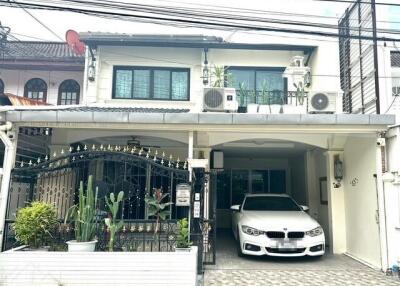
[203,231,400,286]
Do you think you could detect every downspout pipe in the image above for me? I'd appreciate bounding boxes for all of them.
[0,122,15,251]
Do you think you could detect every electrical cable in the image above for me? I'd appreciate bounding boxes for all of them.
[1,0,400,42]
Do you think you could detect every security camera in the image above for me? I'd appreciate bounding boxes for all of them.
[377,137,386,146]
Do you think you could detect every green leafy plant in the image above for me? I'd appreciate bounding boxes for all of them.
[176,218,192,249]
[145,188,173,235]
[238,82,248,108]
[260,80,272,113]
[65,175,98,242]
[104,191,124,252]
[14,201,58,249]
[211,65,233,88]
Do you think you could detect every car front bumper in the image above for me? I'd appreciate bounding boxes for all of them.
[239,231,325,257]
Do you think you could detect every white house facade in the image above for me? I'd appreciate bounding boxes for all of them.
[0,26,395,282]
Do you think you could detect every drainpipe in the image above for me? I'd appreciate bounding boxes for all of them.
[0,122,16,251]
[376,134,389,272]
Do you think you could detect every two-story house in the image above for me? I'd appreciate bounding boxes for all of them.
[0,29,395,274]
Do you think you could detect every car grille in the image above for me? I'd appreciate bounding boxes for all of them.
[288,232,305,239]
[266,247,306,254]
[266,231,285,239]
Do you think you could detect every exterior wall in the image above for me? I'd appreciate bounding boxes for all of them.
[84,42,342,112]
[385,127,400,268]
[306,149,330,248]
[288,154,306,205]
[0,247,198,286]
[343,136,381,267]
[0,68,84,105]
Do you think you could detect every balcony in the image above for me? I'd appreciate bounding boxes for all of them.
[236,90,308,114]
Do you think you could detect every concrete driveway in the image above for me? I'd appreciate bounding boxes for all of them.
[203,231,400,286]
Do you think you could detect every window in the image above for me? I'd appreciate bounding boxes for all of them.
[0,79,4,94]
[216,169,286,209]
[227,67,287,107]
[113,67,190,101]
[24,78,47,102]
[58,80,80,105]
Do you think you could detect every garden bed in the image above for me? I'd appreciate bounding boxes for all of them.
[0,246,198,285]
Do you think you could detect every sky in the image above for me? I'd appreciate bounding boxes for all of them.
[0,0,398,42]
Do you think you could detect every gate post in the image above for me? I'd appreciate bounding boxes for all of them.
[0,124,17,251]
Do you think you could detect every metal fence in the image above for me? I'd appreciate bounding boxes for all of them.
[3,219,179,252]
[236,90,308,107]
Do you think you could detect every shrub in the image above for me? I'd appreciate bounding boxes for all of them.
[14,202,58,248]
[176,218,192,249]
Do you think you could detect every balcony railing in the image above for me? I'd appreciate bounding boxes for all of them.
[236,90,308,107]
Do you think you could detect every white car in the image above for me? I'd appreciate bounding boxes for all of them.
[231,193,325,257]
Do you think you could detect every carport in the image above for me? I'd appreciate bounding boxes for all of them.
[198,113,395,271]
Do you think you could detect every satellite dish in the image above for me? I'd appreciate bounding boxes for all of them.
[65,29,85,55]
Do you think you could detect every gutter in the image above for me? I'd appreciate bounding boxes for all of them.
[0,122,16,251]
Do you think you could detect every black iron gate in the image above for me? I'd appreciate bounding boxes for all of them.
[191,168,216,273]
[4,146,189,250]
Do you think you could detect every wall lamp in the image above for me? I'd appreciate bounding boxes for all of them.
[202,48,209,86]
[333,154,343,188]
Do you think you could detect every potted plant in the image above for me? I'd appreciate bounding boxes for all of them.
[65,175,99,252]
[175,218,192,252]
[104,191,124,252]
[246,90,258,113]
[13,201,58,251]
[285,82,307,114]
[270,89,285,114]
[237,82,248,113]
[258,80,271,114]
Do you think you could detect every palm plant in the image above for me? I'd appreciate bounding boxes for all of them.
[65,175,98,242]
[238,82,248,108]
[104,191,124,251]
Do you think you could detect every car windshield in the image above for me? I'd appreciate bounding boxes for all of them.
[242,196,301,211]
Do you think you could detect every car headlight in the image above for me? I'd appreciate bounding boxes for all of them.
[241,225,265,236]
[305,226,324,237]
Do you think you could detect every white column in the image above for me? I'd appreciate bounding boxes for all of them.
[325,150,347,254]
[188,131,194,182]
[0,128,17,251]
[376,137,389,271]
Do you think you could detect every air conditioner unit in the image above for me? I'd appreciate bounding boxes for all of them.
[308,92,337,114]
[203,88,237,112]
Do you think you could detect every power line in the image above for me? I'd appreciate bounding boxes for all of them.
[312,0,400,6]
[2,0,400,42]
[14,1,63,41]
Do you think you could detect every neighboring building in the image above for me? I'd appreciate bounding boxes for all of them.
[0,41,84,105]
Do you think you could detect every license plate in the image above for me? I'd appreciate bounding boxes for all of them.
[278,242,295,249]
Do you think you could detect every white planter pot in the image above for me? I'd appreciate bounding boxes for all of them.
[246,103,259,114]
[258,105,271,114]
[175,247,191,252]
[270,104,282,114]
[283,105,307,114]
[66,240,97,252]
